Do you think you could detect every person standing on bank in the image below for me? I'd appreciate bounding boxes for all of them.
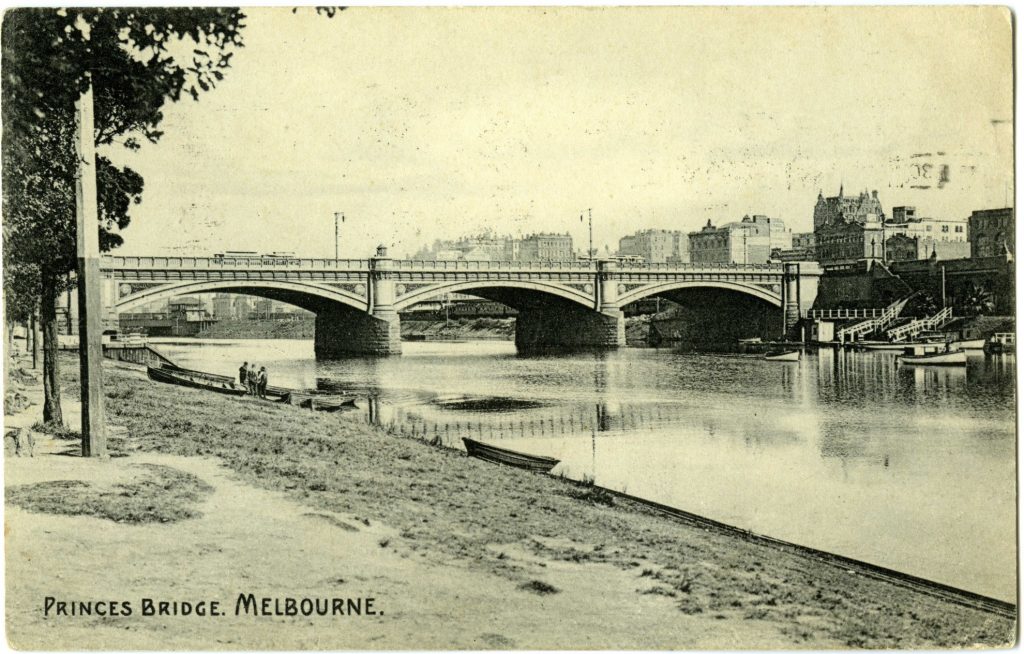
[247,363,258,396]
[257,366,268,399]
[239,362,249,392]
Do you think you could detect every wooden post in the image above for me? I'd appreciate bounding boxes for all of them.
[29,313,38,369]
[75,76,107,458]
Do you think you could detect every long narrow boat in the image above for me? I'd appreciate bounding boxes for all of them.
[860,341,940,352]
[284,391,357,411]
[147,365,248,396]
[162,363,356,405]
[764,350,800,362]
[950,339,987,351]
[161,363,293,400]
[897,350,967,366]
[462,437,560,473]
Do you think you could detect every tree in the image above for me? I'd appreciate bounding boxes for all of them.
[2,8,246,423]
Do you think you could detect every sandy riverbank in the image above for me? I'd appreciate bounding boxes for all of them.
[3,353,1015,649]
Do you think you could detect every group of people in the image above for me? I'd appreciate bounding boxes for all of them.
[239,362,269,399]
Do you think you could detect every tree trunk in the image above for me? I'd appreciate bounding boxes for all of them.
[40,274,63,425]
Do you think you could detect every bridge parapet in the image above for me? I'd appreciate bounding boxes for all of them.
[102,255,370,271]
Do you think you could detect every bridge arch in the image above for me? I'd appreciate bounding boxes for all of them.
[393,280,594,312]
[115,280,367,314]
[617,280,782,309]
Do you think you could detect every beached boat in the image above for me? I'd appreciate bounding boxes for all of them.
[162,363,292,400]
[897,349,967,366]
[147,365,248,396]
[764,350,800,362]
[284,391,357,411]
[462,437,560,473]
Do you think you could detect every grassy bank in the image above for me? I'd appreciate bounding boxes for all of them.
[49,354,1012,648]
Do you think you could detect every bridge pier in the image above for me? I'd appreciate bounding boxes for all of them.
[314,248,402,358]
[514,307,625,352]
[314,309,401,357]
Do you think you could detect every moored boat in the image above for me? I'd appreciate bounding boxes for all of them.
[764,350,800,362]
[162,363,292,399]
[897,349,967,366]
[462,437,560,473]
[285,391,357,411]
[147,365,248,396]
[737,337,763,345]
[950,339,987,351]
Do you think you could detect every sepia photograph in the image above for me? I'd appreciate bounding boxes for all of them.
[1,5,1017,649]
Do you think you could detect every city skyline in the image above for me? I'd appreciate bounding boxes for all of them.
[103,7,1013,260]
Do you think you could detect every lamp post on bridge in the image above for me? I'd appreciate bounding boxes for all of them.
[333,212,345,261]
[581,208,593,259]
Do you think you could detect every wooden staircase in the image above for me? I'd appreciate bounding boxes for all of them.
[835,296,913,342]
[885,306,954,342]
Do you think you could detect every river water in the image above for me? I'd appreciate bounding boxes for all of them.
[152,338,1017,601]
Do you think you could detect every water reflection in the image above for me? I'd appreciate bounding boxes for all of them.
[152,338,1016,601]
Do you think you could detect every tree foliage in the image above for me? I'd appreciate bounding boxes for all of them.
[3,8,246,284]
[2,8,246,421]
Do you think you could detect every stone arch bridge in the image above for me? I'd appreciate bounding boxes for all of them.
[99,254,820,357]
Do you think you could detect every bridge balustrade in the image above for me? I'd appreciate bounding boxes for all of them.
[102,256,370,271]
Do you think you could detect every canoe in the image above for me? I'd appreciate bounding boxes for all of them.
[462,437,560,473]
[284,391,357,411]
[950,339,987,351]
[897,350,967,366]
[147,365,248,396]
[764,350,800,362]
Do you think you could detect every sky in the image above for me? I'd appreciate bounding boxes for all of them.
[105,6,1014,259]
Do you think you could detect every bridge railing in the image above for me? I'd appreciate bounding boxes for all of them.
[391,259,596,271]
[101,255,786,274]
[617,261,782,272]
[101,256,371,271]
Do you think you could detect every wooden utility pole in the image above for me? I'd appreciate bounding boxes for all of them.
[29,314,38,369]
[75,76,107,458]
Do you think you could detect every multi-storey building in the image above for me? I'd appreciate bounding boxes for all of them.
[689,215,791,264]
[969,207,1014,258]
[518,233,574,261]
[617,229,689,263]
[882,206,969,260]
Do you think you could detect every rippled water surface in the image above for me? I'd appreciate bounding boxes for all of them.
[153,338,1017,601]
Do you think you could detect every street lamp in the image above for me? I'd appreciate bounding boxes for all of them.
[333,212,345,260]
[580,208,593,259]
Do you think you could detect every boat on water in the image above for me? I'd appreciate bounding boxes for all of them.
[950,339,987,351]
[462,437,561,473]
[764,350,800,362]
[897,349,968,366]
[860,342,936,351]
[737,337,763,345]
[147,365,248,396]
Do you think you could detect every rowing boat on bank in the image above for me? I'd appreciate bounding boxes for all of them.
[147,365,248,396]
[160,363,356,407]
[285,391,356,411]
[462,437,560,473]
